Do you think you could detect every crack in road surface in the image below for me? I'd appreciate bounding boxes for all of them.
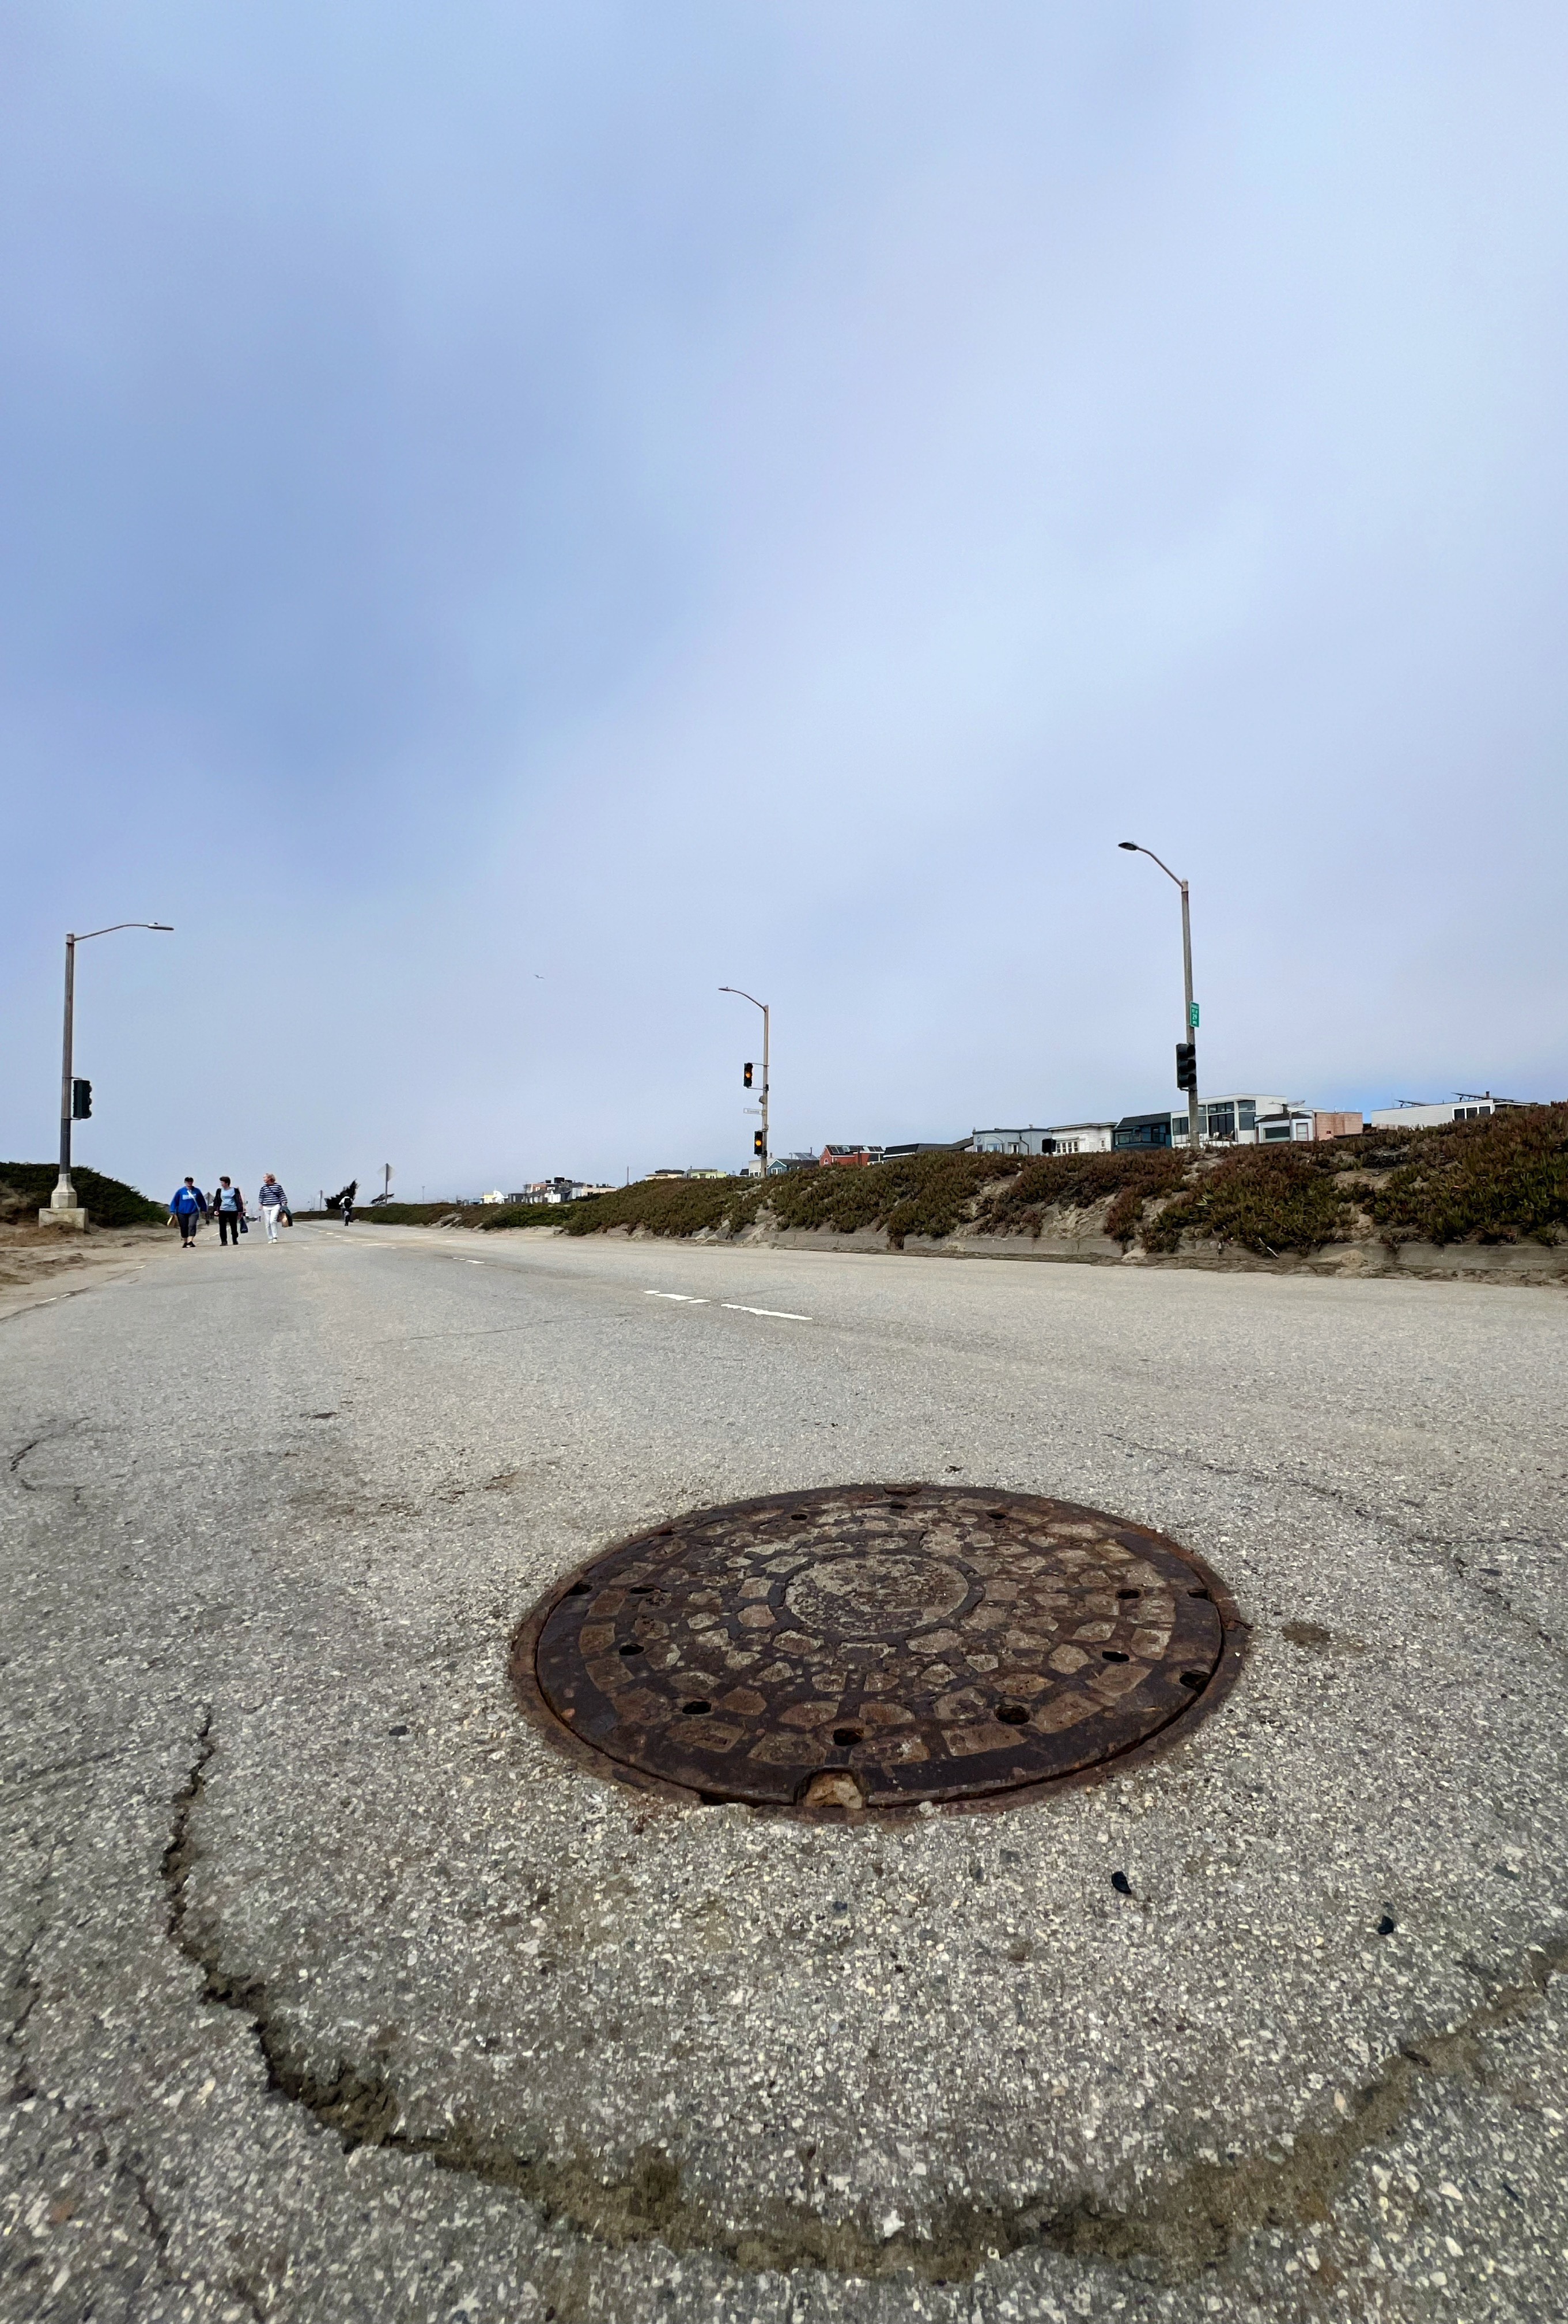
[158,1721,1568,2290]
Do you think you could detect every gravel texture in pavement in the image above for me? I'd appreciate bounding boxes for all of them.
[2,1224,1565,2323]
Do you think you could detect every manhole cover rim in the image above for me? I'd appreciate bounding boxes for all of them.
[509,1482,1247,1821]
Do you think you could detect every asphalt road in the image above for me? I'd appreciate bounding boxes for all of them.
[2,1223,1565,2324]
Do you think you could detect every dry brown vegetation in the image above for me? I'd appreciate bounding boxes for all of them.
[320,1105,1568,1264]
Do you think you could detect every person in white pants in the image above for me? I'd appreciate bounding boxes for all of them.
[258,1174,289,1240]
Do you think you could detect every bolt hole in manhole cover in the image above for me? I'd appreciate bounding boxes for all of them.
[512,1486,1244,1817]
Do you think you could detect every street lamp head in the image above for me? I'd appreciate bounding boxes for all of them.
[1117,840,1139,851]
[151,922,174,931]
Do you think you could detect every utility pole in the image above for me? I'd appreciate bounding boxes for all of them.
[46,922,173,1227]
[720,986,770,1175]
[55,934,78,1213]
[1117,845,1201,1155]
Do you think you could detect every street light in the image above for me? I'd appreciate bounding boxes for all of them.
[47,922,174,1224]
[1117,843,1200,1155]
[719,986,769,1175]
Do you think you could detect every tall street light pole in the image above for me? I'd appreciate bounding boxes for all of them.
[719,986,769,1175]
[1117,844,1201,1155]
[50,922,174,1223]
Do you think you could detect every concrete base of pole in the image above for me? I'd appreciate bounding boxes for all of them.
[38,1206,89,1229]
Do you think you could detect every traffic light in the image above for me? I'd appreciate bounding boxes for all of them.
[1174,1043,1196,1092]
[743,1062,753,1087]
[753,1130,765,1156]
[71,1077,92,1119]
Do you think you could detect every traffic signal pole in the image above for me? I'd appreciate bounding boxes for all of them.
[56,933,77,1207]
[1118,844,1201,1153]
[46,922,174,1222]
[720,985,770,1175]
[1178,877,1200,1157]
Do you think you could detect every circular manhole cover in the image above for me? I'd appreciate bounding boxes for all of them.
[511,1484,1244,1816]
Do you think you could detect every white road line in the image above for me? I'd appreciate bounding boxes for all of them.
[644,1291,709,1303]
[722,1303,811,1321]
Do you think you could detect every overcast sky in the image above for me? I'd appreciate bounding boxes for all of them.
[4,3,1566,1200]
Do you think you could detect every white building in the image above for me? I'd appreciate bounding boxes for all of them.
[969,1122,1116,1156]
[1369,1093,1521,1131]
[1189,1094,1292,1144]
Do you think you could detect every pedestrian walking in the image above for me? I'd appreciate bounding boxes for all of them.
[258,1174,290,1242]
[214,1176,247,1247]
[169,1178,207,1247]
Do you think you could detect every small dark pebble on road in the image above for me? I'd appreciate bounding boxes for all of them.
[1111,1870,1134,1896]
[387,1723,409,1737]
[1377,1912,1396,1934]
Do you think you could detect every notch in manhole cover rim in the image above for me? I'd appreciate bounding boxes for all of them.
[509,1483,1245,1820]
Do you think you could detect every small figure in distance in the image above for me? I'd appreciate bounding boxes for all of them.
[169,1176,206,1248]
[258,1173,290,1243]
[214,1175,247,1248]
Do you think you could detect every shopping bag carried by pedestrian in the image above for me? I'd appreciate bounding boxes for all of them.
[240,1216,248,1233]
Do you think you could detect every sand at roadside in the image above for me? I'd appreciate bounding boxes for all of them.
[0,1220,181,1323]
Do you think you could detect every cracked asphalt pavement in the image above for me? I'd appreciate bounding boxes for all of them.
[3,1223,1566,2322]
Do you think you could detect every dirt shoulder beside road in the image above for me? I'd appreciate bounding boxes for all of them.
[433,1213,1568,1286]
[575,1214,1568,1284]
[0,1220,179,1323]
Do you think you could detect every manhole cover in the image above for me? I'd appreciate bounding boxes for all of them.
[511,1485,1244,1816]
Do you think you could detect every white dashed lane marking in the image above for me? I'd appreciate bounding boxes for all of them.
[643,1291,810,1321]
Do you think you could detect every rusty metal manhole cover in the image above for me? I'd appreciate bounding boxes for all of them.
[511,1484,1244,1816]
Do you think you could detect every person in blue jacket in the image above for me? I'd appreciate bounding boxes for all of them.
[169,1177,207,1247]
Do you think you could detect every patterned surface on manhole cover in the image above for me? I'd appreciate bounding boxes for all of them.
[512,1485,1244,1814]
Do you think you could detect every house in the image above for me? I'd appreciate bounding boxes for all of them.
[1114,1097,1366,1152]
[1245,1107,1365,1144]
[1113,1112,1176,1150]
[1186,1094,1292,1144]
[504,1176,613,1204]
[879,1140,969,1161]
[1369,1093,1525,1131]
[970,1123,1116,1156]
[1252,1110,1314,1145]
[768,1152,820,1174]
[1114,1093,1322,1149]
[821,1144,882,1167]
